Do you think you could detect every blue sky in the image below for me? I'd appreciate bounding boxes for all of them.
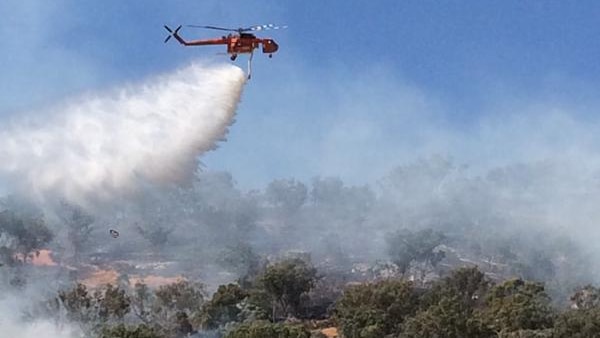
[2,1,600,188]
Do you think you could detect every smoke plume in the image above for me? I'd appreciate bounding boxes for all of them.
[0,62,245,206]
[0,296,80,338]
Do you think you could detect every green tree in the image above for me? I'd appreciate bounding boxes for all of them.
[94,284,131,322]
[421,267,488,309]
[334,280,419,338]
[400,267,493,338]
[174,311,194,337]
[386,228,445,277]
[553,308,600,338]
[266,178,307,214]
[477,279,555,335]
[260,258,317,320]
[400,295,492,338]
[154,280,205,313]
[550,285,600,337]
[199,283,249,329]
[152,280,205,335]
[59,201,94,263]
[224,321,310,338]
[100,324,162,338]
[57,283,132,335]
[131,282,153,324]
[498,329,553,338]
[0,209,53,265]
[218,243,263,287]
[58,283,95,324]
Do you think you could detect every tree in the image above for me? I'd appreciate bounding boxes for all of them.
[400,267,492,338]
[310,177,374,214]
[130,280,205,336]
[266,178,307,214]
[58,283,95,324]
[570,285,600,310]
[260,258,317,320]
[224,321,310,338]
[310,177,346,207]
[550,285,600,338]
[382,156,456,198]
[94,284,131,322]
[400,295,492,338]
[59,201,94,263]
[152,279,205,334]
[174,312,194,338]
[421,267,488,309]
[334,280,419,337]
[554,308,600,338]
[153,279,205,312]
[477,279,555,335]
[131,282,153,324]
[218,242,263,287]
[56,283,132,335]
[136,223,173,254]
[265,179,307,243]
[386,228,446,277]
[100,324,161,338]
[131,188,181,256]
[0,209,53,265]
[498,329,554,338]
[199,283,249,329]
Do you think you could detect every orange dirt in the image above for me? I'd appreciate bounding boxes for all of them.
[80,267,185,289]
[80,268,120,288]
[129,275,185,288]
[31,249,57,266]
[15,249,58,266]
[321,327,338,338]
[23,249,185,289]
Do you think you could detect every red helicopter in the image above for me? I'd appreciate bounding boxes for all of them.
[163,24,286,79]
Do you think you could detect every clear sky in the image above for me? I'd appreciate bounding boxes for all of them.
[2,1,600,188]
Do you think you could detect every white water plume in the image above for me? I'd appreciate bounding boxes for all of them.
[0,62,246,206]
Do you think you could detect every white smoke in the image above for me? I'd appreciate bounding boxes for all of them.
[0,295,80,338]
[0,62,245,206]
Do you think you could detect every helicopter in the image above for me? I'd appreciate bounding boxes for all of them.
[163,24,286,79]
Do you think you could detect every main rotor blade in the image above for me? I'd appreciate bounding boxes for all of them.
[164,25,173,33]
[187,25,238,32]
[248,23,288,31]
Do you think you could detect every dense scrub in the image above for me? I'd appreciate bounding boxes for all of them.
[32,264,600,338]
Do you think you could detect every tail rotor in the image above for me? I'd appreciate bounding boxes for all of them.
[164,25,182,43]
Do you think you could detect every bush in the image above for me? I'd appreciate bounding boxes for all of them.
[224,321,310,338]
[100,324,161,338]
[334,280,419,337]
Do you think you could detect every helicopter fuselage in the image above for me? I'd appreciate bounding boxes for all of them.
[171,32,278,56]
[164,25,281,79]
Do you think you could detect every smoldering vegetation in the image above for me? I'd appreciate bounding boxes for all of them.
[2,155,600,336]
[111,157,599,296]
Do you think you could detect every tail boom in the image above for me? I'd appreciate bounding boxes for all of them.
[164,25,229,47]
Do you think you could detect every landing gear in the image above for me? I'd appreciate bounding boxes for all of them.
[268,54,273,58]
[230,54,237,61]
